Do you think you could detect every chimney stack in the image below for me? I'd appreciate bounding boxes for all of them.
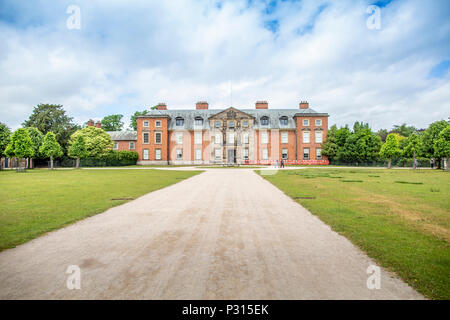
[156,103,167,110]
[255,101,268,109]
[87,119,94,127]
[299,101,309,109]
[196,101,209,110]
[95,121,102,128]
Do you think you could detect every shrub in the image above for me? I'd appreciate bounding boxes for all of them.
[80,150,138,167]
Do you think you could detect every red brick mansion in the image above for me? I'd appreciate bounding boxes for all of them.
[106,101,329,165]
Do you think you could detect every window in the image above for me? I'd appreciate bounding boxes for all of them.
[195,149,202,160]
[143,121,149,127]
[143,149,149,160]
[281,131,288,144]
[261,132,268,144]
[303,131,310,143]
[113,142,118,150]
[261,116,269,126]
[262,148,268,160]
[280,116,288,126]
[229,121,235,128]
[316,148,322,160]
[228,133,235,144]
[155,132,162,144]
[303,119,309,126]
[176,132,183,144]
[303,148,310,160]
[194,132,202,145]
[129,142,135,150]
[175,117,184,126]
[244,148,249,160]
[243,120,248,127]
[195,117,203,126]
[315,119,322,126]
[155,121,161,127]
[215,133,221,144]
[243,133,249,144]
[155,149,161,160]
[215,121,221,128]
[143,132,149,144]
[282,148,288,160]
[315,131,323,143]
[215,148,221,159]
[176,149,183,159]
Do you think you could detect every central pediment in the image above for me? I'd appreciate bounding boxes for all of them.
[208,107,254,120]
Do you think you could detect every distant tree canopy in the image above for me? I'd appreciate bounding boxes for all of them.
[130,110,149,130]
[0,122,11,158]
[420,120,448,169]
[22,104,79,153]
[390,123,418,137]
[101,114,124,131]
[434,126,450,170]
[69,126,114,158]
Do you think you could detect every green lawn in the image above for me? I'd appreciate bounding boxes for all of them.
[259,168,450,300]
[0,169,201,251]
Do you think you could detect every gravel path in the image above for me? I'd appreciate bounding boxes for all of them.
[0,169,422,299]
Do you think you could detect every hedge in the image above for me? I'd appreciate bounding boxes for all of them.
[79,150,138,167]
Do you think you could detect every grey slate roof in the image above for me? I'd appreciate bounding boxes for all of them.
[106,131,137,141]
[140,107,328,130]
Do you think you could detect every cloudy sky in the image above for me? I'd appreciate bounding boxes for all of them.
[0,0,449,131]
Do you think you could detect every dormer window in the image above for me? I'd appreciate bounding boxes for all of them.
[175,117,184,126]
[280,116,288,126]
[195,117,203,126]
[261,116,269,126]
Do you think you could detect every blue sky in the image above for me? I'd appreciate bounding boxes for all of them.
[0,0,449,130]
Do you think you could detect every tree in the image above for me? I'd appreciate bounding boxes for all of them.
[5,129,34,169]
[434,126,450,171]
[24,127,43,169]
[68,135,89,168]
[403,133,421,169]
[322,125,339,161]
[40,132,63,169]
[69,126,113,158]
[22,104,79,153]
[0,123,11,169]
[390,123,417,137]
[420,120,448,169]
[379,133,401,169]
[130,110,149,130]
[376,129,389,142]
[101,114,124,131]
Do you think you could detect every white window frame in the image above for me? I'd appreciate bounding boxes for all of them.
[229,121,235,128]
[143,132,149,144]
[195,149,202,160]
[143,149,149,160]
[143,120,149,127]
[228,132,235,144]
[281,131,288,144]
[262,148,268,160]
[243,120,248,127]
[315,119,322,126]
[113,142,118,150]
[215,148,221,160]
[176,132,183,145]
[155,120,161,127]
[282,148,288,160]
[129,142,135,150]
[176,148,183,159]
[261,132,268,144]
[243,148,249,160]
[194,132,202,145]
[215,121,221,128]
[303,148,310,160]
[155,149,162,160]
[303,119,309,126]
[315,131,323,143]
[303,131,310,143]
[215,133,221,144]
[316,148,322,160]
[243,132,249,144]
[155,132,162,144]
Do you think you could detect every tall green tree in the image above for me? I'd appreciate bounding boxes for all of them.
[69,126,113,158]
[379,133,401,169]
[0,123,11,169]
[403,132,422,169]
[376,128,389,142]
[434,126,450,171]
[24,127,44,169]
[101,114,124,131]
[130,110,149,130]
[22,104,79,153]
[5,128,34,169]
[322,125,339,161]
[420,120,448,169]
[40,132,63,170]
[68,135,89,168]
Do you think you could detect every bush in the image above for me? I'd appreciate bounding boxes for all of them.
[79,150,138,167]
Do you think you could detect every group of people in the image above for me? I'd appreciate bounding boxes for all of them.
[275,159,285,168]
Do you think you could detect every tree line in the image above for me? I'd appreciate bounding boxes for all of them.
[322,120,450,170]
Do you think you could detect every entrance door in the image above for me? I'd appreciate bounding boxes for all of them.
[227,149,236,164]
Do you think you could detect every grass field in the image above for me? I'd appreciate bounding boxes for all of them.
[259,168,450,300]
[0,169,201,251]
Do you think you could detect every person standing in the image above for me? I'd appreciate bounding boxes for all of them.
[281,159,284,168]
[276,159,279,168]
[431,159,434,169]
